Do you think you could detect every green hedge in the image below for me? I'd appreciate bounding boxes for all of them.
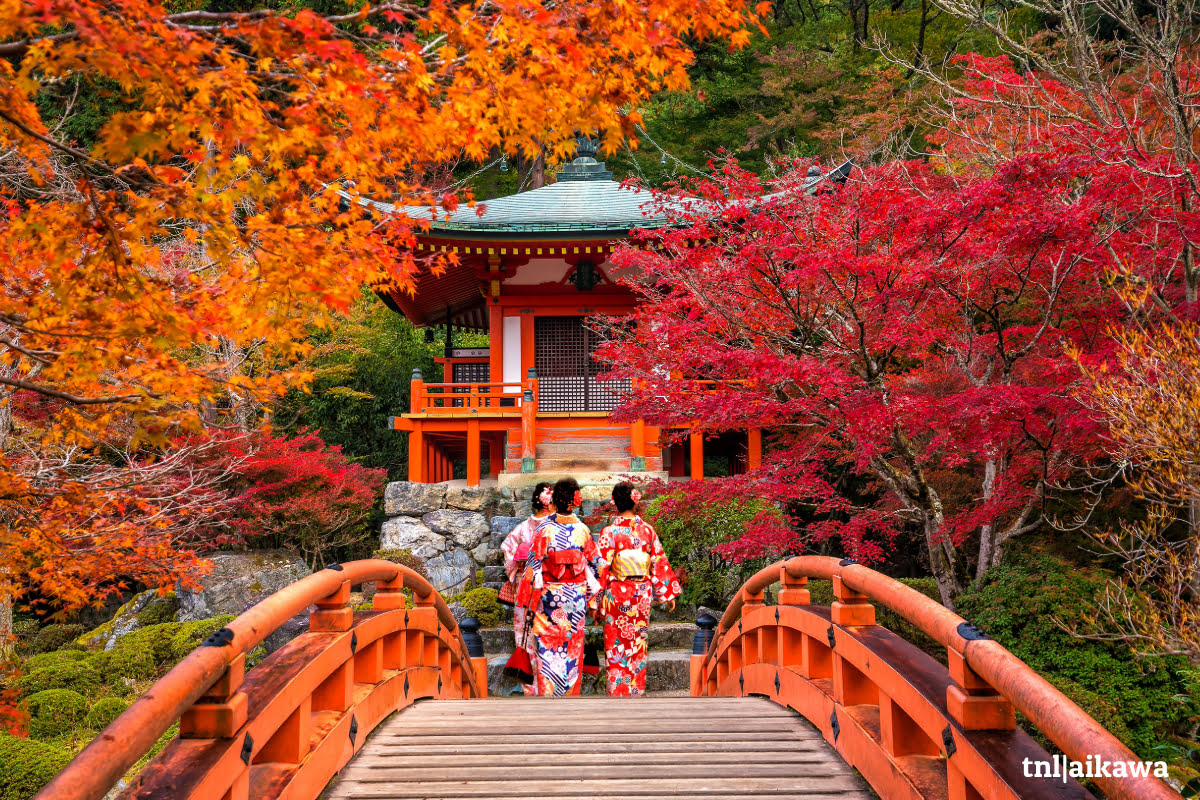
[0,735,73,800]
[956,546,1200,759]
[85,697,130,730]
[17,661,101,697]
[24,689,89,739]
[28,625,85,656]
[449,587,503,628]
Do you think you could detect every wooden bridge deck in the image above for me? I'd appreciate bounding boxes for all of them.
[325,696,872,800]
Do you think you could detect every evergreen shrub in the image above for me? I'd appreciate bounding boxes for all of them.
[450,587,503,628]
[956,546,1200,758]
[17,661,101,697]
[24,689,89,738]
[0,735,73,800]
[85,697,130,730]
[29,624,85,655]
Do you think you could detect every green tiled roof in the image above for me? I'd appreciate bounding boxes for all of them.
[342,158,851,236]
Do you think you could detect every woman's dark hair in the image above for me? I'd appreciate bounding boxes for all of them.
[530,481,552,513]
[612,481,637,513]
[551,477,580,514]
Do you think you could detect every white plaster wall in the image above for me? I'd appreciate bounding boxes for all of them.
[503,315,521,385]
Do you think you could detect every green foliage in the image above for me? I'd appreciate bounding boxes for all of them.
[24,690,89,738]
[372,548,430,581]
[17,661,101,697]
[0,735,73,800]
[21,649,90,673]
[647,494,782,607]
[168,616,236,662]
[85,697,129,730]
[275,292,438,481]
[449,588,504,628]
[956,546,1200,759]
[29,624,86,655]
[808,577,945,660]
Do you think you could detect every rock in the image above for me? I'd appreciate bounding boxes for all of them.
[513,499,533,519]
[580,484,611,502]
[445,485,496,512]
[489,516,524,549]
[422,509,489,550]
[446,602,469,623]
[492,490,516,517]
[82,591,156,651]
[175,550,312,653]
[423,548,475,595]
[380,517,446,559]
[483,565,507,584]
[469,541,490,565]
[384,481,447,516]
[580,499,602,518]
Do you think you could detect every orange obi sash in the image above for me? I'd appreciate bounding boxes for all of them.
[544,549,587,584]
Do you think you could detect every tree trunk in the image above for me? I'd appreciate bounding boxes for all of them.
[976,458,998,580]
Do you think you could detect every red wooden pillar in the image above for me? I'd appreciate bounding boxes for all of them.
[748,428,762,470]
[689,432,704,481]
[521,373,538,473]
[409,426,424,483]
[487,436,502,478]
[630,419,646,471]
[467,418,481,486]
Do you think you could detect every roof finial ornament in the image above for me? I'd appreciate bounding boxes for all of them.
[559,132,613,182]
[573,132,600,163]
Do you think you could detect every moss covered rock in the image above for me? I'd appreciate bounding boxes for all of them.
[24,689,89,738]
[85,697,130,730]
[169,615,235,661]
[0,735,73,800]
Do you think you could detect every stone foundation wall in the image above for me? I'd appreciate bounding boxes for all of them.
[379,481,617,596]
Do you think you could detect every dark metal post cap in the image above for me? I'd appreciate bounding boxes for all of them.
[460,617,485,658]
[411,368,424,381]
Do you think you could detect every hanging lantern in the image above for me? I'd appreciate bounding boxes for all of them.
[499,154,509,173]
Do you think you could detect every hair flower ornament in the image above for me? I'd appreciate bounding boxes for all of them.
[631,488,642,504]
[538,487,553,506]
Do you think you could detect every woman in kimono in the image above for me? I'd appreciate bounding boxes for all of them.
[500,481,552,695]
[518,477,604,697]
[597,481,681,697]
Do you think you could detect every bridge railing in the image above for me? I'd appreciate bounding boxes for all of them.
[692,556,1183,800]
[36,559,487,800]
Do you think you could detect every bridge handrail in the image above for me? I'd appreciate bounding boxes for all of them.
[704,555,1180,800]
[36,559,462,800]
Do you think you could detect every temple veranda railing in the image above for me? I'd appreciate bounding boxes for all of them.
[690,556,1183,800]
[34,560,487,800]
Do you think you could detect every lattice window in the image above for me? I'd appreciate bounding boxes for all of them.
[452,362,490,383]
[535,316,630,412]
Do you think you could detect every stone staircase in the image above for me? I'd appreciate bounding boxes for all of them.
[480,621,695,696]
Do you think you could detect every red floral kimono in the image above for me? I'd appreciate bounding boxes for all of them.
[597,515,680,696]
[518,514,603,697]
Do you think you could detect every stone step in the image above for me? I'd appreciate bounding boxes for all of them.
[485,645,693,697]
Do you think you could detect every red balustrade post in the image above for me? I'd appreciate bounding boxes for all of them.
[310,581,353,632]
[179,653,248,740]
[831,573,876,627]
[409,426,425,483]
[410,368,424,414]
[947,648,1016,731]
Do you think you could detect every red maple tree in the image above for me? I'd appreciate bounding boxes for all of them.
[601,153,1121,605]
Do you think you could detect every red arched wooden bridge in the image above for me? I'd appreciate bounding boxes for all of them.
[34,557,1183,800]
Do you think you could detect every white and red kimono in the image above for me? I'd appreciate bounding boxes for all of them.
[501,513,548,695]
[597,515,681,696]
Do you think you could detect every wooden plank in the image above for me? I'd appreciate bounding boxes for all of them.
[323,697,872,800]
[339,764,851,782]
[327,777,864,799]
[345,752,835,767]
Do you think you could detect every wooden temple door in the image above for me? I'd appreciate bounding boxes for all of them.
[534,316,630,412]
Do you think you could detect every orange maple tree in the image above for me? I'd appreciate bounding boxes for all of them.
[0,0,766,614]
